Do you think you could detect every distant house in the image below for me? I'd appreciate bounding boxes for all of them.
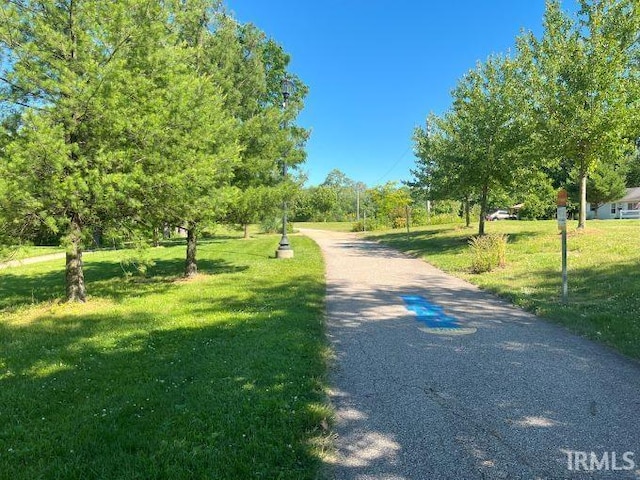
[587,187,640,219]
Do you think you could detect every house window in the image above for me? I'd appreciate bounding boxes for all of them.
[628,203,635,210]
[611,204,617,214]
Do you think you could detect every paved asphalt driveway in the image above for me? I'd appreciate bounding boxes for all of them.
[300,229,640,480]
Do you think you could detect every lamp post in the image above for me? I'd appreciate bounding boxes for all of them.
[276,76,295,259]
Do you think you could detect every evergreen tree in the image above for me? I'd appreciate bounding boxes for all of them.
[0,0,174,300]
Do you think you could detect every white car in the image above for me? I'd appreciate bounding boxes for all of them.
[486,210,512,221]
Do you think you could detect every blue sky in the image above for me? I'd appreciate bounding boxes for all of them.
[228,1,579,187]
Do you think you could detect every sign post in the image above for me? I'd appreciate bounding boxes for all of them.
[557,190,568,303]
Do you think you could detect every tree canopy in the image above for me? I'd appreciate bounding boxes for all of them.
[410,0,639,232]
[0,0,307,299]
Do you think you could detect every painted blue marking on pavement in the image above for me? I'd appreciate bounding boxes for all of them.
[401,295,461,329]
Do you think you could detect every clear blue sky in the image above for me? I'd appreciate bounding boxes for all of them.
[227,1,578,187]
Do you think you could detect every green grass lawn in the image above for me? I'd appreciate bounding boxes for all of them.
[1,245,63,262]
[0,234,331,479]
[294,222,355,232]
[370,219,640,360]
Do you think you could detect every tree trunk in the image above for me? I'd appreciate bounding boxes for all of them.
[185,227,197,277]
[479,185,488,236]
[243,223,249,239]
[464,197,471,228]
[65,215,86,302]
[578,173,588,229]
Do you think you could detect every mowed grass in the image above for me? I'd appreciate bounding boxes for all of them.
[0,235,331,479]
[1,245,63,262]
[294,222,354,232]
[370,220,640,359]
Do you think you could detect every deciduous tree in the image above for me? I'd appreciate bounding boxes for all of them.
[518,0,639,229]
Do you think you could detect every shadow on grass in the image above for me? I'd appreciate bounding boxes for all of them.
[367,228,470,258]
[490,260,640,359]
[0,272,328,479]
[0,257,248,310]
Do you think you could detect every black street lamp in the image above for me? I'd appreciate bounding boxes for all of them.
[276,76,295,259]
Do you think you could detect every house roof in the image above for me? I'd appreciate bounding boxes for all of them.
[619,187,640,203]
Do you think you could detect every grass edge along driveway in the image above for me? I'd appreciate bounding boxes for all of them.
[369,219,640,361]
[0,235,332,480]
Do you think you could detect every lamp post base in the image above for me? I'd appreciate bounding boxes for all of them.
[276,233,293,259]
[276,248,294,259]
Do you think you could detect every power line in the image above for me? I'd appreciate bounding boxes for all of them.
[372,145,413,185]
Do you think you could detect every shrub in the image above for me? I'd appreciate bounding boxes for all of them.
[469,233,508,273]
[260,216,293,234]
[351,217,386,232]
[392,216,407,229]
[351,221,364,232]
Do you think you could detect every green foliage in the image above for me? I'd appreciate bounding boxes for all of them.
[410,206,429,226]
[412,54,535,235]
[259,216,293,234]
[518,0,639,228]
[469,233,508,274]
[586,160,628,213]
[428,213,464,225]
[627,147,640,187]
[411,0,639,232]
[350,216,386,232]
[351,221,365,232]
[293,170,367,223]
[0,1,309,297]
[368,182,412,227]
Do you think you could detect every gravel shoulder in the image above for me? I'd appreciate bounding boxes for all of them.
[301,228,640,480]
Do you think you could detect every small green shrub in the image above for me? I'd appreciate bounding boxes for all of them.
[469,233,508,273]
[260,216,293,234]
[392,216,407,229]
[351,217,386,232]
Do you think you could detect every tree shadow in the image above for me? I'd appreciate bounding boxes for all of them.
[321,275,640,479]
[0,256,249,311]
[488,260,640,358]
[0,273,329,479]
[367,228,470,258]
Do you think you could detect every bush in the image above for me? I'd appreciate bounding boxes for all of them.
[469,233,508,273]
[392,216,407,229]
[351,221,364,232]
[518,191,556,220]
[351,217,386,232]
[260,216,293,234]
[410,206,428,226]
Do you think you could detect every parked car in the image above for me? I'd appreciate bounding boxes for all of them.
[486,209,514,221]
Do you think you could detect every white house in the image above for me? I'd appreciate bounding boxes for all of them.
[588,187,640,219]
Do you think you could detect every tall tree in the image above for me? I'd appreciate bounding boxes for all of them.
[518,0,639,229]
[207,15,308,242]
[0,0,176,301]
[413,56,533,235]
